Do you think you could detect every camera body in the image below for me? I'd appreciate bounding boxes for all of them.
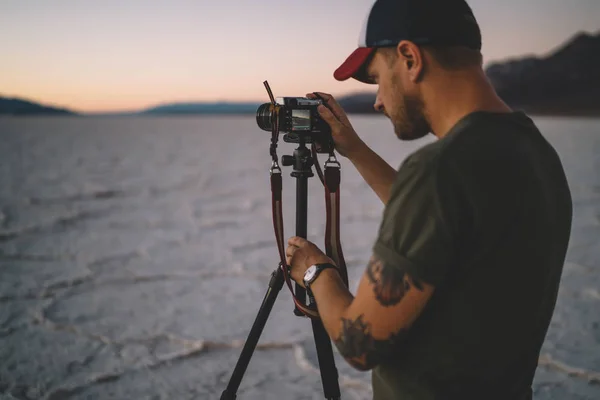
[256,97,333,154]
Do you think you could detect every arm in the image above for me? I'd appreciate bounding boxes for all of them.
[286,237,435,371]
[310,255,433,371]
[347,142,397,205]
[307,92,397,204]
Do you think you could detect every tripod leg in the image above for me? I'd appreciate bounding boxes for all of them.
[220,267,285,400]
[311,319,341,400]
[292,141,342,400]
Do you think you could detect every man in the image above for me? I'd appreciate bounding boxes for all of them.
[284,0,573,399]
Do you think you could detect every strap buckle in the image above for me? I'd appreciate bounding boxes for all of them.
[324,154,340,168]
[270,160,281,175]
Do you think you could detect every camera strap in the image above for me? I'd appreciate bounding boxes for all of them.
[269,141,348,319]
[314,146,349,289]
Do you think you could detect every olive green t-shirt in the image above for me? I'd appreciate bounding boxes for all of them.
[371,111,572,400]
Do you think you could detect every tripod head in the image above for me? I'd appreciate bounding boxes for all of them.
[281,136,314,179]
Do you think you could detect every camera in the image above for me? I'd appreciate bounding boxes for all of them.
[256,96,333,154]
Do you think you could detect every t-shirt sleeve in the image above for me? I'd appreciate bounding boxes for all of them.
[373,155,460,287]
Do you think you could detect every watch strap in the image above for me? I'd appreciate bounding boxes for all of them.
[304,263,337,293]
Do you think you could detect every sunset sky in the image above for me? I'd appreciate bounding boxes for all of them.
[1,0,599,113]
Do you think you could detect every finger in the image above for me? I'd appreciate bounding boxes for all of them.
[286,245,296,258]
[312,92,350,125]
[306,93,317,99]
[312,92,332,101]
[317,105,343,128]
[288,236,307,247]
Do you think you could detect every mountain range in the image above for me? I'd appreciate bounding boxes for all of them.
[2,31,599,117]
[486,31,600,116]
[142,102,260,115]
[0,97,76,116]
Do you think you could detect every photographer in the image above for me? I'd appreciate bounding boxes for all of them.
[284,0,572,399]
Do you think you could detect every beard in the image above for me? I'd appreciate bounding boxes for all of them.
[388,75,431,141]
[390,93,430,141]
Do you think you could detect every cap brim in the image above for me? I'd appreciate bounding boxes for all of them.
[333,47,376,84]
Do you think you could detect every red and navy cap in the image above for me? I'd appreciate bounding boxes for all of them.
[334,0,482,83]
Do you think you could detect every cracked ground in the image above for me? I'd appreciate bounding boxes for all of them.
[1,116,599,399]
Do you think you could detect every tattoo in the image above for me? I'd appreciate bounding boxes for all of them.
[366,255,422,306]
[334,314,408,371]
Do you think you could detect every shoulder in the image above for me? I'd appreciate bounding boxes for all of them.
[390,131,460,197]
[394,112,490,174]
[396,111,543,183]
[387,111,536,213]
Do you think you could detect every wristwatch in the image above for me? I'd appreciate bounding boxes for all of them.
[303,263,337,294]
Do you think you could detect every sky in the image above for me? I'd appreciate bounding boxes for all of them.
[1,0,599,113]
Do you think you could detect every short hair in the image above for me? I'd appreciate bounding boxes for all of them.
[423,45,483,69]
[379,45,482,70]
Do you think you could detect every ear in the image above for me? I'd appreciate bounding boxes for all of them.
[396,40,424,82]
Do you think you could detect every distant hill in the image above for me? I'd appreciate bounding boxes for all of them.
[141,98,382,115]
[486,31,600,116]
[337,92,378,114]
[140,97,380,115]
[142,102,261,115]
[0,96,76,116]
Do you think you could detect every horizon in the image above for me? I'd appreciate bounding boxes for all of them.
[2,0,599,113]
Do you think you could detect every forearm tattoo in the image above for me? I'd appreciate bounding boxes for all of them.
[366,255,423,306]
[334,315,408,371]
[334,255,424,370]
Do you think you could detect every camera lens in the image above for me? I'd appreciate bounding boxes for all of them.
[256,103,273,132]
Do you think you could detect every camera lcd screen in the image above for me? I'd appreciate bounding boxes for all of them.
[291,109,311,131]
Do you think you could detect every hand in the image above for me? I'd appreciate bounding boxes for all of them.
[286,236,335,287]
[306,92,365,158]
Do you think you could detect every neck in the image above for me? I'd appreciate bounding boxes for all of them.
[423,67,512,139]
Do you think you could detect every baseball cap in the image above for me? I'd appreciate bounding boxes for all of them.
[334,0,482,83]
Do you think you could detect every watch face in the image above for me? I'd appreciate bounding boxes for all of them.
[304,265,317,282]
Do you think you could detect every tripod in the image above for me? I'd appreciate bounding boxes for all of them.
[220,136,341,400]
